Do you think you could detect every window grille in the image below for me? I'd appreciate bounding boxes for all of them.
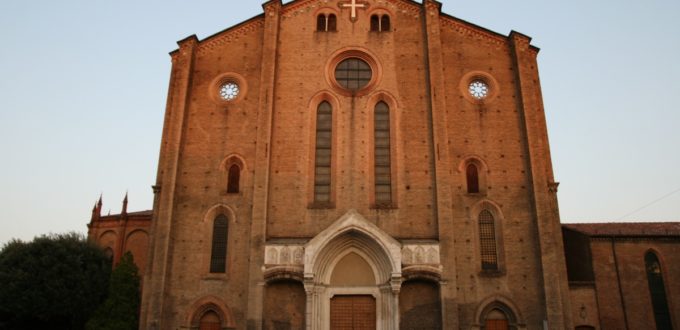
[479,210,498,270]
[314,102,333,203]
[210,215,228,273]
[374,101,391,205]
[335,58,372,91]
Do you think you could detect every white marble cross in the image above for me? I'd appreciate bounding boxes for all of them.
[339,0,368,20]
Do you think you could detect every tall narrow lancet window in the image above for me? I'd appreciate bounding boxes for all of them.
[466,163,480,193]
[314,101,333,204]
[479,210,498,271]
[374,101,392,205]
[210,215,229,273]
[645,252,673,329]
[227,164,240,193]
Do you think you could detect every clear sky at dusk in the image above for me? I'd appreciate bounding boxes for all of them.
[1,0,679,245]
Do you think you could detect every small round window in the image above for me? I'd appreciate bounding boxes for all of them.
[468,80,489,100]
[219,82,240,101]
[335,58,372,91]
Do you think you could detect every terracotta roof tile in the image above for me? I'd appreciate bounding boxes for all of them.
[563,222,680,237]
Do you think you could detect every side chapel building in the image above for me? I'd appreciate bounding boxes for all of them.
[87,0,680,329]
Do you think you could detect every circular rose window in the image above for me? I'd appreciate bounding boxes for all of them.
[219,82,240,101]
[335,58,372,91]
[468,80,489,100]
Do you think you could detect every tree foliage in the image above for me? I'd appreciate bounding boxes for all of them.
[86,251,140,330]
[0,232,111,329]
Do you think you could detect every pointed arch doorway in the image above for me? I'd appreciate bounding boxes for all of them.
[329,251,377,330]
[303,210,402,330]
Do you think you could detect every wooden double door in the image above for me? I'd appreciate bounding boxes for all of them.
[330,295,376,330]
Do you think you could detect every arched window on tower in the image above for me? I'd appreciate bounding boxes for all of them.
[466,163,480,193]
[314,101,333,204]
[479,210,498,271]
[374,101,392,206]
[210,215,229,273]
[645,251,672,329]
[199,310,222,330]
[227,164,240,193]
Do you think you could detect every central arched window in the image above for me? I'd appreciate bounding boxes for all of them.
[645,251,672,330]
[374,101,392,206]
[210,215,229,273]
[479,210,498,271]
[314,101,333,204]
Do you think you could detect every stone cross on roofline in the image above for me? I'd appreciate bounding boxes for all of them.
[339,0,370,21]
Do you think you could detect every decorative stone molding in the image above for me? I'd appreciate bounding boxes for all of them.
[440,17,508,51]
[401,242,440,265]
[281,0,420,19]
[197,20,265,56]
[264,243,305,266]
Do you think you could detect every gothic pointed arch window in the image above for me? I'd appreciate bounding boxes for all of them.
[479,210,498,271]
[645,251,672,329]
[314,101,333,204]
[467,163,480,193]
[227,164,240,193]
[374,101,392,206]
[210,215,229,273]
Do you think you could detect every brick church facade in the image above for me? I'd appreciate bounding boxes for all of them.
[87,0,680,329]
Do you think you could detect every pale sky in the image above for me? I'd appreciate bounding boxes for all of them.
[1,0,679,245]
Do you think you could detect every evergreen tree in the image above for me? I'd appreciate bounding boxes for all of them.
[0,233,111,330]
[86,251,141,330]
